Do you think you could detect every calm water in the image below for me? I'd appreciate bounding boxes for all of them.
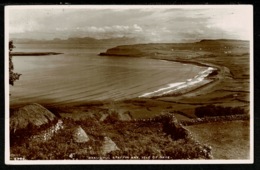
[10,43,206,106]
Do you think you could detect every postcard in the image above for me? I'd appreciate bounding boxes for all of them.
[5,5,253,164]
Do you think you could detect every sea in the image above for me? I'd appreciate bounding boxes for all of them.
[9,43,208,106]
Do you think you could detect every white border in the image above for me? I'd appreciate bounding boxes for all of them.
[249,4,254,164]
[5,5,254,165]
[5,5,10,164]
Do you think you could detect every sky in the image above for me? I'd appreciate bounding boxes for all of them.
[7,6,253,43]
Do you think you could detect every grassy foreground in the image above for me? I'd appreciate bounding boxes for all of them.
[10,111,212,160]
[186,120,250,159]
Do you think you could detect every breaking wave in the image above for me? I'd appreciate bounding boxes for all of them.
[139,67,216,98]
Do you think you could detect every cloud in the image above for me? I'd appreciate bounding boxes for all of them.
[133,24,143,32]
[84,24,142,33]
[70,24,143,38]
[37,24,144,39]
[9,20,40,33]
[206,8,252,40]
[7,6,252,42]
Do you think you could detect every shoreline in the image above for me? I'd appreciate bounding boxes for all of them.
[99,54,227,100]
[138,68,216,98]
[9,58,220,107]
[95,39,249,109]
[151,59,227,98]
[10,51,219,107]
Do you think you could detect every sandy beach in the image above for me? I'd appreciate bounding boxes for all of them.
[98,39,249,106]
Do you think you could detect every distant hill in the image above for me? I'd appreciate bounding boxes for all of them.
[99,39,249,57]
[12,37,138,45]
[199,39,248,43]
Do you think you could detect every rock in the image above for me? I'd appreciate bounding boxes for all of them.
[104,110,132,123]
[72,126,90,143]
[119,111,132,121]
[30,119,63,142]
[10,103,56,133]
[101,137,120,155]
[99,113,109,122]
[69,153,75,159]
[163,113,191,140]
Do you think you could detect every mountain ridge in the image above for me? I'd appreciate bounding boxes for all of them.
[11,36,138,44]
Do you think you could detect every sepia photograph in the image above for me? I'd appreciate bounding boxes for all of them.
[5,5,253,164]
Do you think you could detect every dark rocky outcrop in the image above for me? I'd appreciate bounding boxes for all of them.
[10,103,57,133]
[11,52,62,56]
[99,45,142,57]
[103,110,132,123]
[30,120,63,143]
[10,103,58,146]
[162,114,191,140]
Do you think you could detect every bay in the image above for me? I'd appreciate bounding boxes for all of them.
[10,43,206,106]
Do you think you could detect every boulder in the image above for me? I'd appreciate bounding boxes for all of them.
[162,113,191,140]
[10,103,56,133]
[101,137,120,155]
[72,126,90,143]
[104,110,132,123]
[118,111,132,121]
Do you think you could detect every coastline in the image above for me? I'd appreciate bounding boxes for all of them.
[10,39,249,108]
[96,39,250,110]
[138,67,217,98]
[99,50,228,100]
[153,59,229,98]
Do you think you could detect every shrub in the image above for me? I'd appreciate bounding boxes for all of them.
[195,105,245,118]
[10,114,213,160]
[103,110,120,124]
[9,41,21,86]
